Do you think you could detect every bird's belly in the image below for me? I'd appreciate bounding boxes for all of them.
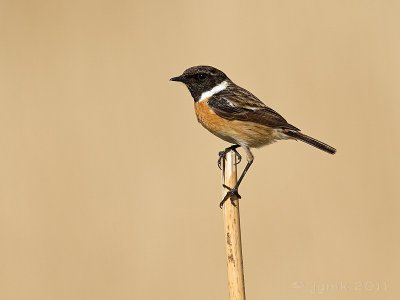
[194,100,285,147]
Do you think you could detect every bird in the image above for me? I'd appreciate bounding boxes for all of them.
[170,66,336,207]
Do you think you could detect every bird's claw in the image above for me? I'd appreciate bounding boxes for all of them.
[217,151,225,170]
[219,184,241,208]
[217,147,242,170]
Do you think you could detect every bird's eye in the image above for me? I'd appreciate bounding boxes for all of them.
[196,73,207,80]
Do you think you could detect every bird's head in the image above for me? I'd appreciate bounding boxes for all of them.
[170,66,229,102]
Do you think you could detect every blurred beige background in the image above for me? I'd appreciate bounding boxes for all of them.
[0,1,399,299]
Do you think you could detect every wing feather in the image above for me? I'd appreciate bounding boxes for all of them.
[208,84,299,131]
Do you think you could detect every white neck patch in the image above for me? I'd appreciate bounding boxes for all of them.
[198,81,228,102]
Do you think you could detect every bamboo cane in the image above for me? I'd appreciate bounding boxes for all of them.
[221,150,246,300]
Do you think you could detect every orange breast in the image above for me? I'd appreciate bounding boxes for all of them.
[194,99,280,147]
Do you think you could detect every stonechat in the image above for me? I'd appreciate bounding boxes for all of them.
[171,66,336,207]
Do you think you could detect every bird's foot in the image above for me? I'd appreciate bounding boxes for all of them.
[219,184,241,208]
[217,145,242,170]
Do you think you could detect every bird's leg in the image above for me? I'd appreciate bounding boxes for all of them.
[218,144,242,170]
[220,146,254,208]
[220,160,253,208]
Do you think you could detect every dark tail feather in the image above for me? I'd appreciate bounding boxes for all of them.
[285,131,336,155]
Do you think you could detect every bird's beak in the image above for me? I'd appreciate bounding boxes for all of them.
[170,75,185,82]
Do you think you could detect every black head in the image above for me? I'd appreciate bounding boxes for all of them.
[170,66,229,101]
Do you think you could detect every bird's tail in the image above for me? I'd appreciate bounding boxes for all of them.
[285,130,336,155]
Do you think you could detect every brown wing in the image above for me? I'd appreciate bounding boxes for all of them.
[208,84,299,131]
